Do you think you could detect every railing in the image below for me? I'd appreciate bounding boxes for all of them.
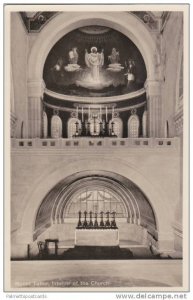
[11,137,180,149]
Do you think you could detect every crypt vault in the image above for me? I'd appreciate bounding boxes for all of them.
[33,172,157,246]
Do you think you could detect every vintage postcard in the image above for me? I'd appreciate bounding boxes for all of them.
[4,4,189,292]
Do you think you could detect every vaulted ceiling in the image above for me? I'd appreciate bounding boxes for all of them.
[34,171,157,240]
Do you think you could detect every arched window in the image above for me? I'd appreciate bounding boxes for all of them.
[43,111,48,138]
[51,114,62,138]
[109,117,123,137]
[67,118,81,138]
[65,188,127,218]
[142,110,147,137]
[128,114,139,138]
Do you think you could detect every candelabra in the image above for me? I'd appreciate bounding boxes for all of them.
[100,211,105,227]
[75,121,79,136]
[83,211,88,228]
[111,211,117,228]
[76,211,82,228]
[94,212,99,228]
[89,211,93,227]
[73,106,117,138]
[111,121,115,136]
[76,211,118,229]
[105,211,111,227]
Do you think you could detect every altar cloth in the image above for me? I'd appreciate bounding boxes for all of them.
[75,229,119,246]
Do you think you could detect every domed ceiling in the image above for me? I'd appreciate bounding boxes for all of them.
[43,26,147,97]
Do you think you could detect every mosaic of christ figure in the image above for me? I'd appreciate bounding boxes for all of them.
[85,47,104,82]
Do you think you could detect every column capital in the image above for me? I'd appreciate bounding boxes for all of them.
[27,79,45,98]
[144,80,161,97]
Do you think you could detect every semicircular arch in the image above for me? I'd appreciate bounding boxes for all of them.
[28,12,158,83]
[19,157,173,243]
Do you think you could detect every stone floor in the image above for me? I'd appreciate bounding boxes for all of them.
[11,259,182,290]
[33,245,157,260]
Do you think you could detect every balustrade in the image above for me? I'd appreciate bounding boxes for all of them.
[11,137,179,149]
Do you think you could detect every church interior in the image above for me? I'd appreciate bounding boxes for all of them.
[9,9,185,288]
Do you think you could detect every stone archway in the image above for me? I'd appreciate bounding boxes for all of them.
[18,157,174,253]
[27,11,161,138]
[33,172,157,247]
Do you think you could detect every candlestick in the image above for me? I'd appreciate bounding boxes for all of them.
[76,106,78,118]
[77,211,82,228]
[105,211,110,227]
[88,106,90,119]
[112,106,114,118]
[111,211,117,228]
[82,107,84,122]
[89,211,93,227]
[75,121,79,136]
[100,105,102,119]
[106,107,108,122]
[100,211,104,227]
[83,210,87,228]
[94,212,98,228]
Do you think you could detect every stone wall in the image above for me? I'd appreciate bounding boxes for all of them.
[160,12,184,253]
[11,13,28,138]
[160,12,183,137]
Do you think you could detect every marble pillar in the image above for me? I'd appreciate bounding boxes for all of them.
[145,80,162,137]
[10,65,17,137]
[27,80,45,138]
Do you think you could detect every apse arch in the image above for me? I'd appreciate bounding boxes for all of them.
[19,156,174,250]
[34,172,157,241]
[28,11,158,82]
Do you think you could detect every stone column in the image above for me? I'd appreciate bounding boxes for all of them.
[28,80,45,138]
[10,65,17,137]
[145,80,162,137]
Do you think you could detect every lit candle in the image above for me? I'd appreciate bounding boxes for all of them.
[82,107,84,122]
[89,106,90,119]
[112,106,114,119]
[100,105,102,119]
[76,106,78,118]
[106,107,108,122]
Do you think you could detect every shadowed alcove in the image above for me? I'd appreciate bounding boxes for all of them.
[34,171,157,252]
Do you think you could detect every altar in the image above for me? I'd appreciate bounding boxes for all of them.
[75,229,119,246]
[75,211,119,246]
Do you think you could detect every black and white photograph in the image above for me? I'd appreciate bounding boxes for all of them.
[4,4,189,292]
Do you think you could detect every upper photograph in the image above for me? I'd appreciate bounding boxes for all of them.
[5,5,188,292]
